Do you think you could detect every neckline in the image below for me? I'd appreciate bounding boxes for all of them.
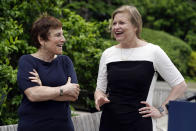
[29,54,59,64]
[114,43,150,50]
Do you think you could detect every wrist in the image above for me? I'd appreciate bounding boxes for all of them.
[95,90,105,100]
[157,106,164,115]
[157,105,168,116]
[59,86,63,96]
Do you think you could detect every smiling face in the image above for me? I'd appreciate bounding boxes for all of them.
[40,27,65,55]
[112,12,137,44]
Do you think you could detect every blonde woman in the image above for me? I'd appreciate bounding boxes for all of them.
[94,5,186,131]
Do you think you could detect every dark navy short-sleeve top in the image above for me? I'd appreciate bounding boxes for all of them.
[17,54,77,131]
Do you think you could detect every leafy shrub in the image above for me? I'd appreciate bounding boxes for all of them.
[132,0,196,50]
[188,51,196,79]
[185,31,196,50]
[0,4,36,124]
[64,0,196,50]
[0,65,18,125]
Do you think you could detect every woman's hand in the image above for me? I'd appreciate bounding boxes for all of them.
[62,77,80,99]
[94,90,110,111]
[29,69,42,86]
[95,96,110,111]
[139,101,162,118]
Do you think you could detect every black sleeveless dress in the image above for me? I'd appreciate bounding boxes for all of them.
[99,61,154,131]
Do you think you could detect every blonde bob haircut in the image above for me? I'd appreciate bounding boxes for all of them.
[110,5,143,39]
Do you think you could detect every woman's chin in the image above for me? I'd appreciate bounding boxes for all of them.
[56,51,63,55]
[115,37,124,42]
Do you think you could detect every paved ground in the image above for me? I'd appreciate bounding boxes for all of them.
[72,110,91,116]
[187,82,196,89]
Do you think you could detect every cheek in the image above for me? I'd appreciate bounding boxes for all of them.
[133,27,137,33]
[131,25,137,32]
[111,30,115,37]
[111,27,115,33]
[51,40,58,45]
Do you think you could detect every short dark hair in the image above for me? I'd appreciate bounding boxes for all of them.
[31,13,62,48]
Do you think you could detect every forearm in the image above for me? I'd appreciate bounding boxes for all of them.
[94,89,106,100]
[25,86,61,102]
[53,95,77,101]
[162,81,187,106]
[26,70,80,102]
[25,82,79,102]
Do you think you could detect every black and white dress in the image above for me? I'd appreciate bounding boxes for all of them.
[96,43,184,131]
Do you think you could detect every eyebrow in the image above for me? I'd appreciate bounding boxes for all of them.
[50,31,63,36]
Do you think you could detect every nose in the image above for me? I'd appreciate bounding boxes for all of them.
[113,23,120,29]
[61,35,66,43]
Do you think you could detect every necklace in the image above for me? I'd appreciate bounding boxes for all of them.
[120,48,134,60]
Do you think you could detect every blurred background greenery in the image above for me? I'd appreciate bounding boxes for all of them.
[0,0,195,125]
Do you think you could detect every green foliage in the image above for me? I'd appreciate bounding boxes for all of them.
[64,0,196,50]
[188,51,196,79]
[141,28,192,76]
[0,0,36,125]
[60,9,112,93]
[64,0,125,21]
[0,16,23,124]
[0,65,18,125]
[131,0,196,50]
[185,31,196,50]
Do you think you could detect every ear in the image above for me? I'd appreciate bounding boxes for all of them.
[134,26,137,33]
[38,35,45,46]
